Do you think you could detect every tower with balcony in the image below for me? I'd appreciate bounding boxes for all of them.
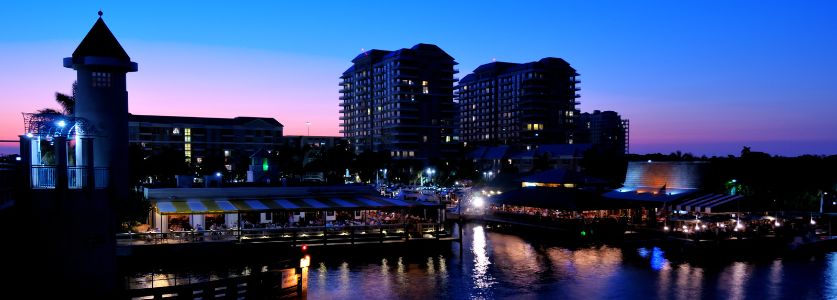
[16,12,136,297]
[64,10,137,197]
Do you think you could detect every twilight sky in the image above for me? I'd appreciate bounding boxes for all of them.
[1,1,836,156]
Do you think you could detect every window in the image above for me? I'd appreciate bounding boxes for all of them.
[422,81,429,94]
[92,72,111,87]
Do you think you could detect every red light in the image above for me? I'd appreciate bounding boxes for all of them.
[301,244,307,251]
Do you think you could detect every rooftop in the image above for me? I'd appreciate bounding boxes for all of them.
[71,13,131,64]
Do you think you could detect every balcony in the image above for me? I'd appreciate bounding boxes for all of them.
[31,165,109,189]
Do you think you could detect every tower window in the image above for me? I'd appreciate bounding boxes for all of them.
[92,72,111,87]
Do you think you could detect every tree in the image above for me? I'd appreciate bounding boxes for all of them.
[55,81,77,115]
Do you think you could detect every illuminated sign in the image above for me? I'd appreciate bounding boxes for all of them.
[281,268,297,289]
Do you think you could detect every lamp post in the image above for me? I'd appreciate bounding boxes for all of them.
[821,191,827,214]
[305,121,311,137]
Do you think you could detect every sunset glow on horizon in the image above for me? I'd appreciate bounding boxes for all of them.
[2,1,836,156]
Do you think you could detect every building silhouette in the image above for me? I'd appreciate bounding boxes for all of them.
[339,44,458,163]
[576,110,630,154]
[129,114,284,172]
[15,12,134,297]
[457,58,580,146]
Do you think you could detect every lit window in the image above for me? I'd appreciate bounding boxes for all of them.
[422,81,429,94]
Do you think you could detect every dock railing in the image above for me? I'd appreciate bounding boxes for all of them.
[116,223,452,246]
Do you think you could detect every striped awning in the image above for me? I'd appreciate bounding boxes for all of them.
[154,195,440,214]
[673,194,743,213]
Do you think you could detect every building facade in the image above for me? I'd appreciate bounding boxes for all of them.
[576,110,629,154]
[456,58,580,146]
[128,114,284,171]
[339,43,458,162]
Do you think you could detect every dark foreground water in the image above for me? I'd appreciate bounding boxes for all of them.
[307,223,835,300]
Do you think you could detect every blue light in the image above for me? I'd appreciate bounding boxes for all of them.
[215,172,222,177]
[650,247,668,271]
[25,133,33,138]
[56,120,66,128]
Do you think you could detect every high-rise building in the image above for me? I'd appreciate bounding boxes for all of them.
[457,58,580,146]
[577,110,629,154]
[339,44,458,162]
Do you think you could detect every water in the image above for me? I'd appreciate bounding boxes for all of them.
[307,223,835,300]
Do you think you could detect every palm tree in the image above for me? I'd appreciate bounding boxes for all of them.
[35,81,76,117]
[54,81,77,115]
[35,108,62,115]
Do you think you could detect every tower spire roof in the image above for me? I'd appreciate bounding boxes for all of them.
[71,12,130,64]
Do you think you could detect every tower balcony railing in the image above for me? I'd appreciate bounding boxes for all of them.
[31,165,55,189]
[31,165,109,189]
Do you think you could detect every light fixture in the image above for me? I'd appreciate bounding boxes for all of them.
[56,120,66,128]
[25,133,33,138]
[473,196,484,208]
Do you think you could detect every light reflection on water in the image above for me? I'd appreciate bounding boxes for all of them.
[826,253,837,297]
[300,223,835,300]
[471,225,496,297]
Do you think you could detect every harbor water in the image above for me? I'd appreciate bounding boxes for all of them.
[307,223,835,299]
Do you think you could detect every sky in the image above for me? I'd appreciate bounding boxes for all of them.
[1,1,836,157]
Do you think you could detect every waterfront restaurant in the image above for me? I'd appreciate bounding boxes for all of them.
[487,169,624,222]
[603,161,754,229]
[141,185,447,240]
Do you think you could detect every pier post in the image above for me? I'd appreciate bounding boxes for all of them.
[459,221,464,256]
[82,137,95,191]
[55,136,68,190]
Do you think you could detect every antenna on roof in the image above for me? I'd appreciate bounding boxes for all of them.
[98,10,103,17]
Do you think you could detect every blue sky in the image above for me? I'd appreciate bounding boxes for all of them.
[1,1,836,156]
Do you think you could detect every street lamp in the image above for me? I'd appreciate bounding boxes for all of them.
[305,121,311,136]
[821,191,828,214]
